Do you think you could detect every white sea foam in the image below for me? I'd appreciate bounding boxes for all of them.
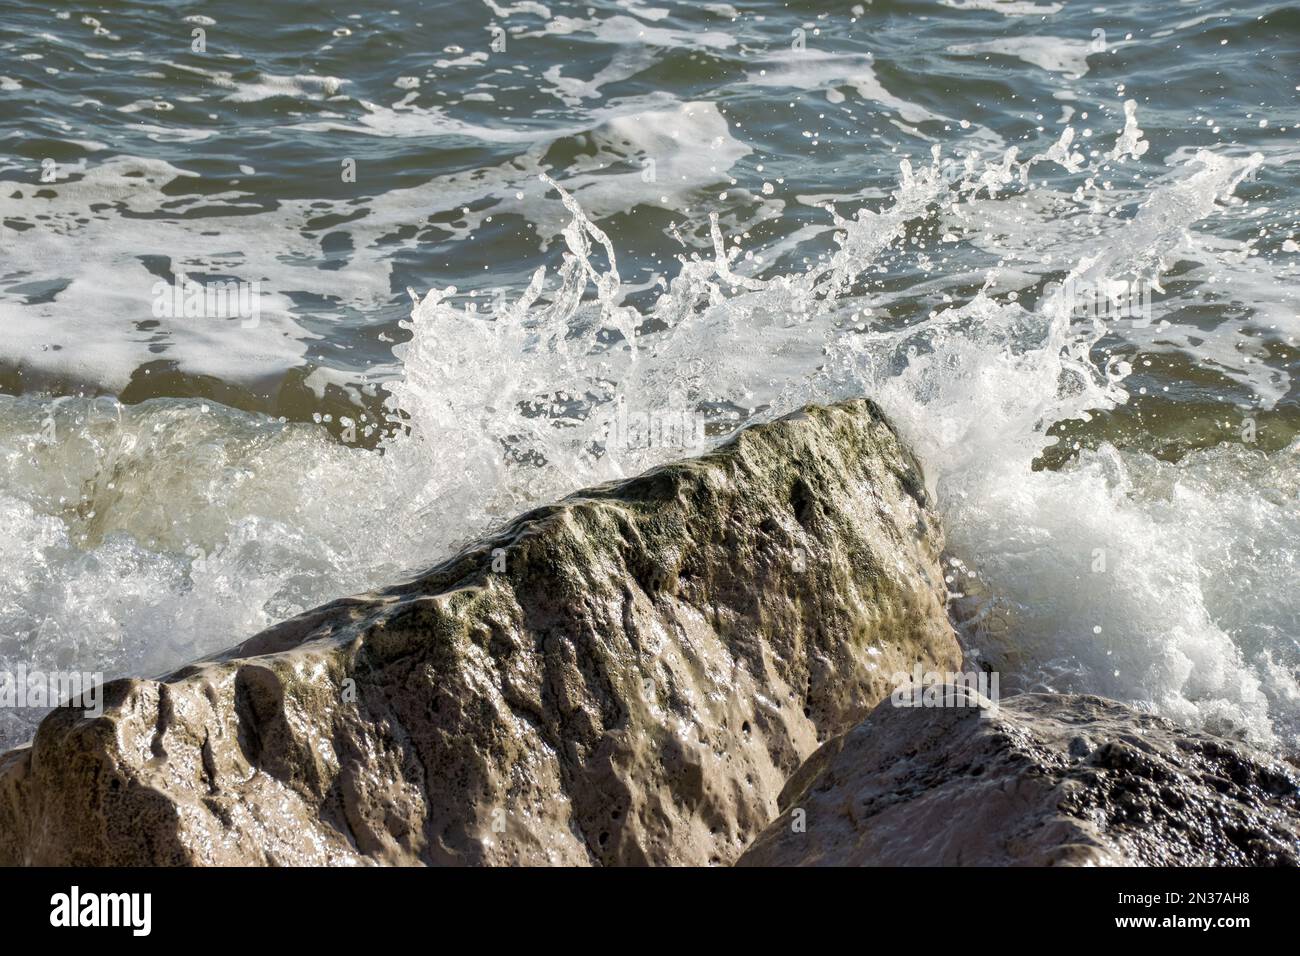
[0,100,749,394]
[939,0,1064,14]
[0,108,1295,755]
[948,36,1098,79]
[748,50,950,126]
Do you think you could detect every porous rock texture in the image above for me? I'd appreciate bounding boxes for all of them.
[0,399,959,865]
[737,690,1300,866]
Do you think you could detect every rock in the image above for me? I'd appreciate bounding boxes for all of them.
[0,399,959,865]
[736,689,1300,866]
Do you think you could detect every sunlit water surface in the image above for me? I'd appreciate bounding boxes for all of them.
[0,0,1297,752]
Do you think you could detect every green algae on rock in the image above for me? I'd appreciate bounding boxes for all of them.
[0,399,959,865]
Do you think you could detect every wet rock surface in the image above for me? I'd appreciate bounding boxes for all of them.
[0,399,959,865]
[737,690,1300,866]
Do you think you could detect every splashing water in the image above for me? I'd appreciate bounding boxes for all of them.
[1,105,1296,754]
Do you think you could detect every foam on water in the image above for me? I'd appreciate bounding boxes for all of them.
[747,50,951,126]
[0,99,749,395]
[947,36,1100,80]
[0,106,1296,754]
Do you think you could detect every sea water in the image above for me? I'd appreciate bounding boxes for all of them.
[0,0,1296,752]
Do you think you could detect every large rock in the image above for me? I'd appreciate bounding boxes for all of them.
[737,690,1300,866]
[0,399,959,865]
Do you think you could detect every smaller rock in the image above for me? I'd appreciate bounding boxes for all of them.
[737,691,1300,866]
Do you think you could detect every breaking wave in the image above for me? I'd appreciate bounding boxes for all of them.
[1,107,1297,754]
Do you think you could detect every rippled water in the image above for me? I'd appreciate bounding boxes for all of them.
[0,0,1296,752]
